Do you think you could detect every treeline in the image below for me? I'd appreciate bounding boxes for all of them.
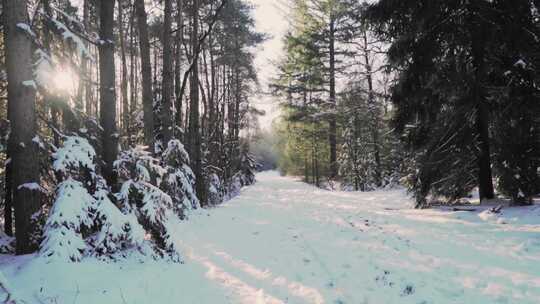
[0,0,261,256]
[272,0,402,190]
[273,0,540,206]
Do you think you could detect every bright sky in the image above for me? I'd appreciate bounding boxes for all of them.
[249,0,288,130]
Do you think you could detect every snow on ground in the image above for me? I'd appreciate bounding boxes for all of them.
[1,171,539,303]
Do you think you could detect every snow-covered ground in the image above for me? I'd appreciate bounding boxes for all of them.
[1,171,540,304]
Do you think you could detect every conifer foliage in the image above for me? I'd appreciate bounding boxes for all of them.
[366,0,540,206]
[41,136,145,261]
[0,0,262,258]
[273,0,538,207]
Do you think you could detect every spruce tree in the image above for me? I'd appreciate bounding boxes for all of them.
[489,0,540,204]
[367,0,540,205]
[367,0,498,206]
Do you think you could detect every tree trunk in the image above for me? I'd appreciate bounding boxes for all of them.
[161,0,174,144]
[175,0,184,132]
[328,18,337,178]
[83,0,92,116]
[42,0,62,147]
[129,8,137,144]
[135,0,155,148]
[4,0,41,254]
[232,61,241,172]
[3,152,13,237]
[362,31,382,187]
[99,0,119,188]
[207,37,219,170]
[118,0,130,145]
[476,100,494,200]
[469,1,495,201]
[188,0,206,205]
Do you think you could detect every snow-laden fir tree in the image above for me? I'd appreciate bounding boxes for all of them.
[41,136,145,261]
[161,140,200,213]
[115,140,199,259]
[227,148,257,199]
[366,0,540,206]
[489,0,540,205]
[207,172,224,205]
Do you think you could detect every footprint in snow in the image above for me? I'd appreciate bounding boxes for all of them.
[375,270,395,287]
[401,285,415,296]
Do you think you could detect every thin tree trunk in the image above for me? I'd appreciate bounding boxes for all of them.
[328,17,337,178]
[42,0,61,147]
[207,34,218,168]
[233,65,241,172]
[99,0,119,188]
[82,0,92,116]
[201,45,211,139]
[118,0,130,145]
[362,31,382,187]
[5,0,41,254]
[175,0,184,132]
[135,0,154,147]
[161,0,174,144]
[304,150,309,182]
[188,0,206,205]
[129,7,137,145]
[3,152,13,237]
[93,46,100,114]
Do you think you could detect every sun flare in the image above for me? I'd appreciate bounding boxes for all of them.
[52,67,78,95]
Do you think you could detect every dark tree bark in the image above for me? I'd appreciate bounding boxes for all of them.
[188,0,206,205]
[3,151,13,237]
[82,0,92,116]
[161,0,175,144]
[135,0,155,148]
[4,0,41,253]
[98,0,119,188]
[129,7,137,140]
[174,0,184,131]
[469,0,495,201]
[328,17,337,178]
[42,0,61,147]
[233,63,241,167]
[118,0,130,145]
[205,35,219,170]
[475,100,495,200]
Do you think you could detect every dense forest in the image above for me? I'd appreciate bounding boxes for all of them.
[0,0,539,260]
[0,0,539,303]
[271,0,540,207]
[0,0,262,257]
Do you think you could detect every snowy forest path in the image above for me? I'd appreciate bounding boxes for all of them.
[174,171,540,304]
[4,171,539,303]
